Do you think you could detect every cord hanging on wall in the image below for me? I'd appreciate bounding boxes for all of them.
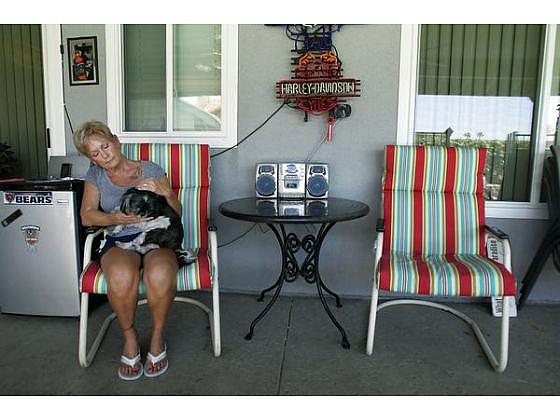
[211,101,287,159]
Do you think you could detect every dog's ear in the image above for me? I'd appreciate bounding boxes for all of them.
[120,193,132,214]
[143,192,160,217]
[138,195,151,216]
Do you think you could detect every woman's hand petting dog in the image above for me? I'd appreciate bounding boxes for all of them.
[111,210,151,225]
[137,177,173,198]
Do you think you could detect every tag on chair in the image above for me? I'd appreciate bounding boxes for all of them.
[487,236,516,317]
[491,297,518,317]
[487,237,504,264]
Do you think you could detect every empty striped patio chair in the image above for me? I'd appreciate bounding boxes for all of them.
[366,145,516,372]
[78,143,220,368]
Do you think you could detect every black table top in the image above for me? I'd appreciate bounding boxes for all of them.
[219,197,369,224]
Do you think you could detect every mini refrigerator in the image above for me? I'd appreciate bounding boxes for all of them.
[0,179,84,316]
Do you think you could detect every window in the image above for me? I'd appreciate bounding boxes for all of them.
[106,24,238,147]
[398,24,559,219]
[545,25,560,151]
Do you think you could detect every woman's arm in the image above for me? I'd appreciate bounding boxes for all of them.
[138,176,182,216]
[80,181,143,227]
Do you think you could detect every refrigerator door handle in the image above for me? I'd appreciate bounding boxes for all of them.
[1,209,23,227]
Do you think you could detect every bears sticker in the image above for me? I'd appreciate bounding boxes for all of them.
[3,192,53,205]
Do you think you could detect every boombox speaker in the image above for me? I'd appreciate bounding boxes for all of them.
[256,163,278,198]
[306,163,329,199]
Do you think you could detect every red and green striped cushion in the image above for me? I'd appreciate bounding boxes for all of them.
[79,143,213,294]
[378,253,516,297]
[121,143,210,189]
[383,145,485,257]
[378,145,516,297]
[80,248,212,294]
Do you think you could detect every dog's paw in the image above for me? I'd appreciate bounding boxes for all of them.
[142,216,171,231]
[112,224,125,234]
[98,237,107,252]
[176,248,197,266]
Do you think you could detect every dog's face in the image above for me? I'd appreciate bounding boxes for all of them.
[120,188,163,218]
[117,187,187,264]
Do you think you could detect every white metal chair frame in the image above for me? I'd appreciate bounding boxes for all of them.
[78,226,221,368]
[366,226,514,373]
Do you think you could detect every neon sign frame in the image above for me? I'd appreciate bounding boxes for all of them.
[275,25,360,117]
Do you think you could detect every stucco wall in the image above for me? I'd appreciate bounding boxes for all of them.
[212,24,398,297]
[61,24,107,155]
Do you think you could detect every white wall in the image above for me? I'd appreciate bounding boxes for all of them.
[62,24,107,155]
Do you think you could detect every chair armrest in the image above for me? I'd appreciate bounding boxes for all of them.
[207,223,219,282]
[484,225,513,271]
[376,218,384,232]
[85,226,101,234]
[484,225,508,240]
[83,228,105,268]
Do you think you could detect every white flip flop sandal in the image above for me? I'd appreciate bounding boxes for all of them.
[144,344,168,378]
[117,351,143,381]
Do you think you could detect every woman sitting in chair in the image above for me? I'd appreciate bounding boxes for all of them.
[74,120,181,380]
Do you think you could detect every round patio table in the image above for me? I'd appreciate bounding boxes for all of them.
[219,197,369,349]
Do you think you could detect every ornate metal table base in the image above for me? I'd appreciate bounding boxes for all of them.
[245,222,350,349]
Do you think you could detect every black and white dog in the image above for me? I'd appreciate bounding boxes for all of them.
[113,187,196,266]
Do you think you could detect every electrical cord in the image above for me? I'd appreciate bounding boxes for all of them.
[211,101,288,159]
[64,103,74,134]
[258,224,270,234]
[64,99,286,160]
[305,126,328,163]
[218,219,273,249]
[305,119,339,163]
[218,223,257,248]
[304,224,317,234]
[285,25,343,53]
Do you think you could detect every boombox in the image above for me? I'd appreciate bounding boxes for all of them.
[255,163,278,198]
[256,163,329,199]
[278,163,306,199]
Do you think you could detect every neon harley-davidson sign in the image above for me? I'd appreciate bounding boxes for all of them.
[278,79,358,97]
[276,48,360,115]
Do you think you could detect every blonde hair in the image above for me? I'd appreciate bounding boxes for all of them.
[73,120,115,155]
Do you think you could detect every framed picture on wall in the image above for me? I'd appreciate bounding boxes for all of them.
[67,36,99,86]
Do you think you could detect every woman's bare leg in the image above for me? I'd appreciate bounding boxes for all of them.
[142,248,178,374]
[101,247,142,377]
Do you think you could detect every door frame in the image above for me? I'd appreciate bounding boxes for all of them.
[41,24,66,157]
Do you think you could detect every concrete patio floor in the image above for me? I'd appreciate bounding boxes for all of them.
[0,292,559,396]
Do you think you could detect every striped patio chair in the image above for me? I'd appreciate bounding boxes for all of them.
[366,145,516,372]
[78,143,220,368]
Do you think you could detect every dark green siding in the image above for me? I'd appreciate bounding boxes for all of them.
[418,24,544,100]
[0,24,47,178]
